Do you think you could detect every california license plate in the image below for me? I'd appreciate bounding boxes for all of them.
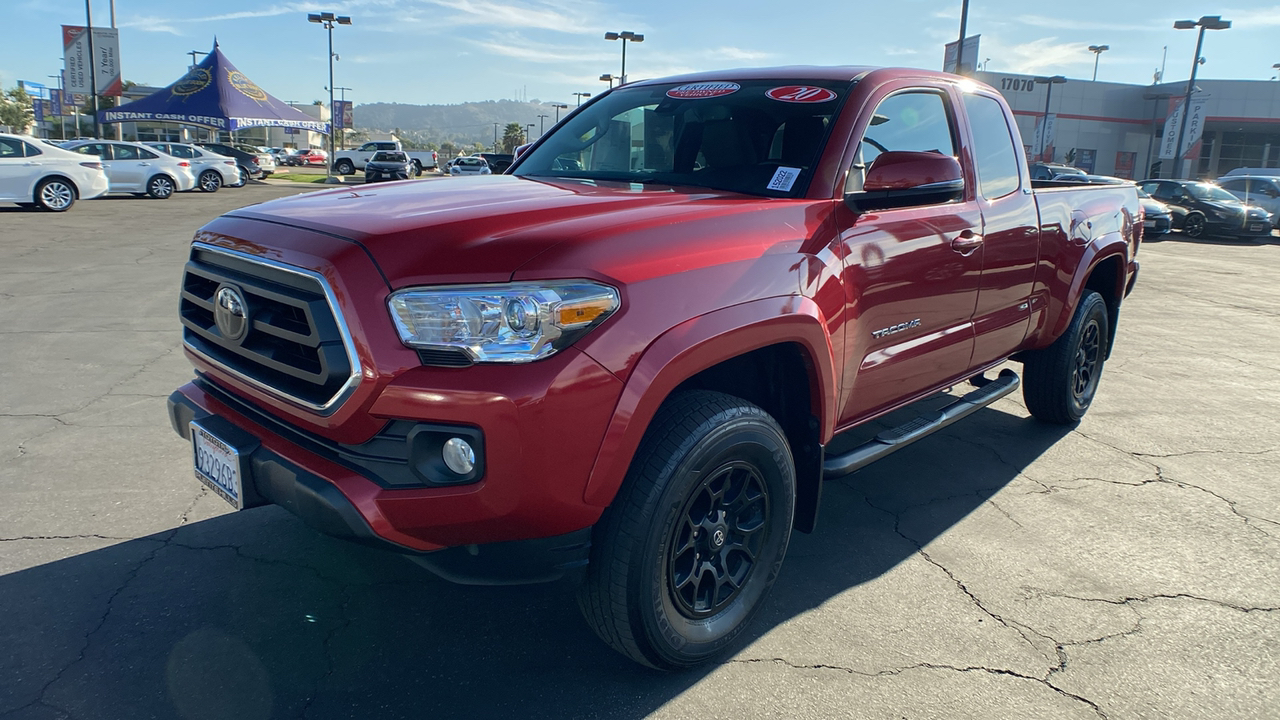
[1143,220,1155,228]
[191,421,244,510]
[1250,223,1264,232]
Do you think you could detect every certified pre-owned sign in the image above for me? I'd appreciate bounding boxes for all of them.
[666,82,740,99]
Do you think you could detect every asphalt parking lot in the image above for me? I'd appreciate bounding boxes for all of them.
[1,185,1277,720]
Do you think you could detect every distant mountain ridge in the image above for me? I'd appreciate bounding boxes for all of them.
[354,99,572,147]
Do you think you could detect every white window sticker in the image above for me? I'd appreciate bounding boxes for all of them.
[768,166,801,192]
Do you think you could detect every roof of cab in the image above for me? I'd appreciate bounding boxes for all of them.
[624,65,967,88]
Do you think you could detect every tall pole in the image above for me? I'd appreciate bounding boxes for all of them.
[954,0,970,74]
[493,123,499,152]
[620,38,627,85]
[1173,27,1206,179]
[1093,53,1101,81]
[1040,83,1055,162]
[85,0,101,138]
[327,23,335,180]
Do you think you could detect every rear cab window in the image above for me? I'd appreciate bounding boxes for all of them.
[962,94,1021,199]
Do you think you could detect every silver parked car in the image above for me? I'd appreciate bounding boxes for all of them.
[448,156,491,176]
[61,140,197,198]
[1216,175,1280,228]
[147,142,243,192]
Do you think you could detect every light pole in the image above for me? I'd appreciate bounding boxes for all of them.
[1171,16,1229,178]
[599,74,614,89]
[1034,75,1067,162]
[524,123,534,145]
[550,103,568,122]
[537,114,549,136]
[573,92,592,106]
[1272,63,1279,80]
[954,0,970,74]
[604,31,643,85]
[187,50,208,69]
[308,11,352,183]
[1088,45,1109,81]
[1142,91,1175,178]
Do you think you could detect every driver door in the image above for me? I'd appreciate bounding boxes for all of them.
[835,84,984,426]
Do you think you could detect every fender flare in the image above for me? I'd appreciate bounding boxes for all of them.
[581,296,838,507]
[1047,236,1129,342]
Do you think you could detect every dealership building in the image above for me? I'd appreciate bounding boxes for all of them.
[974,69,1280,180]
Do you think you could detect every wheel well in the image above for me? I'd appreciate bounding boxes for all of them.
[1083,254,1123,359]
[35,175,80,199]
[673,343,824,533]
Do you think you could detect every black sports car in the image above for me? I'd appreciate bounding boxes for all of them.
[1137,179,1272,239]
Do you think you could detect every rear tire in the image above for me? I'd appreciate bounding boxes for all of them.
[198,170,222,193]
[411,160,422,177]
[34,178,76,212]
[1022,291,1110,424]
[146,175,175,199]
[578,390,795,670]
[334,159,354,176]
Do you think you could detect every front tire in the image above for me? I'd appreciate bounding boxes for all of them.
[1022,290,1110,424]
[578,390,795,670]
[1182,211,1207,238]
[411,160,422,177]
[198,170,222,193]
[147,175,175,199]
[334,159,354,175]
[35,178,76,212]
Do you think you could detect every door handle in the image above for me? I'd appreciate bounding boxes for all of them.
[951,230,984,256]
[24,162,41,166]
[138,162,150,166]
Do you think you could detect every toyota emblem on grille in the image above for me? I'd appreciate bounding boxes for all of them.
[214,285,249,342]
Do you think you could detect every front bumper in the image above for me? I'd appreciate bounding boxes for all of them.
[168,383,597,584]
[1143,213,1171,235]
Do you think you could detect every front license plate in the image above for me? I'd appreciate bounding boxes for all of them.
[1143,220,1156,228]
[1250,223,1264,232]
[191,421,244,510]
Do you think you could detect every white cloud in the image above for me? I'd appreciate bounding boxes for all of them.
[1223,5,1280,27]
[703,47,772,62]
[423,0,609,34]
[993,37,1094,75]
[883,46,920,57]
[1014,14,1154,33]
[468,37,612,64]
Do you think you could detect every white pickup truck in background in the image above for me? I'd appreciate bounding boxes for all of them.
[331,141,438,176]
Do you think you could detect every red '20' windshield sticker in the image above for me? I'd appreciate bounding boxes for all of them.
[766,86,838,103]
[666,82,741,99]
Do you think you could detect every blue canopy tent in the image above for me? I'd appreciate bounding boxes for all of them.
[99,42,328,135]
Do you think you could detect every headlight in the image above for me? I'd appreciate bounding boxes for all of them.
[388,281,620,363]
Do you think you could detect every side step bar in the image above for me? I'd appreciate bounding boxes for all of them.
[822,369,1021,479]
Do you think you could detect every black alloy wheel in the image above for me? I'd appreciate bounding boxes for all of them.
[1022,290,1110,424]
[578,390,795,669]
[1182,211,1206,238]
[198,170,222,193]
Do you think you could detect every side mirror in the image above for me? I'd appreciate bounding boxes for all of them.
[514,143,532,158]
[845,150,965,211]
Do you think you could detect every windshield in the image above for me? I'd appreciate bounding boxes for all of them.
[372,151,407,162]
[1187,183,1239,203]
[514,79,849,198]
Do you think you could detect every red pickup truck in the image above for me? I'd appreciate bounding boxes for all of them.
[168,66,1140,669]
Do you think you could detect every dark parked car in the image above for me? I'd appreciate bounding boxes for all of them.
[1136,188,1172,238]
[1137,179,1273,239]
[1029,162,1086,181]
[196,143,266,184]
[476,153,514,173]
[364,151,413,183]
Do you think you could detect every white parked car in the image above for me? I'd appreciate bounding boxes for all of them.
[1216,175,1280,228]
[146,142,242,192]
[61,140,197,199]
[0,132,109,211]
[448,156,491,176]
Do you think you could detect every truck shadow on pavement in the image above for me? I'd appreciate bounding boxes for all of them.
[1,405,1070,720]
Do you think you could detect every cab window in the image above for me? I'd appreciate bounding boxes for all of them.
[74,143,111,159]
[22,142,44,157]
[846,90,956,193]
[0,138,23,157]
[962,94,1020,199]
[113,144,140,160]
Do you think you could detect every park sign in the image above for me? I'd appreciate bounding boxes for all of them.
[63,25,123,97]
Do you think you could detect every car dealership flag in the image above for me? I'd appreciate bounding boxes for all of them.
[1159,98,1206,160]
[62,25,123,97]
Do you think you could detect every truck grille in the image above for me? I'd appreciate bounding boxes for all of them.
[180,244,361,414]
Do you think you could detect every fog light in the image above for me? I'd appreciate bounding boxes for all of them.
[442,437,476,475]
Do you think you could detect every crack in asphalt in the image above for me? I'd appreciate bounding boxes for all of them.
[730,657,1109,718]
[177,487,209,526]
[1033,590,1279,614]
[14,533,172,718]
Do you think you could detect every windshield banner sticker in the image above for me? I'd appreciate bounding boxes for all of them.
[766,86,838,103]
[768,167,802,192]
[666,82,741,99]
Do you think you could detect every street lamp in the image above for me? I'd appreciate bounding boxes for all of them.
[1272,63,1279,80]
[308,11,352,184]
[1034,75,1067,162]
[1088,45,1109,81]
[599,74,615,89]
[1171,15,1229,178]
[525,123,535,144]
[326,85,353,149]
[604,31,643,85]
[537,113,549,136]
[573,92,592,106]
[550,102,569,122]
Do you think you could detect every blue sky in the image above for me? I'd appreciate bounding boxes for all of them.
[3,1,1279,107]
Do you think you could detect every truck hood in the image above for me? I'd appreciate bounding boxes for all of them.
[225,176,762,286]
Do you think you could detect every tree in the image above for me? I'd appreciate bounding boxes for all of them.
[500,122,524,153]
[0,86,33,132]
